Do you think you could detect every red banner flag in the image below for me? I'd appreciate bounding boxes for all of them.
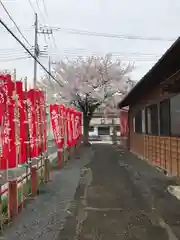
[74,110,79,144]
[120,109,129,137]
[59,104,65,148]
[0,88,7,169]
[1,80,16,169]
[38,90,47,153]
[65,107,71,147]
[15,81,27,164]
[0,83,7,125]
[0,75,12,169]
[34,90,41,156]
[50,104,62,149]
[26,89,37,158]
[70,108,75,146]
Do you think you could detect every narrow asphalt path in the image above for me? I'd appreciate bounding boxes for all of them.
[2,146,93,240]
[3,144,180,239]
[59,144,180,240]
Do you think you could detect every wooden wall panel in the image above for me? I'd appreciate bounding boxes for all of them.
[130,133,180,177]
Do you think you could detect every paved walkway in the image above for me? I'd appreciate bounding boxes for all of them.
[3,144,180,239]
[59,145,180,240]
[2,146,93,240]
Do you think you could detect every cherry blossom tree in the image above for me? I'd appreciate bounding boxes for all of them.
[40,54,134,145]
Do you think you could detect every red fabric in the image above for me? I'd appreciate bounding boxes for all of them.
[74,110,79,143]
[0,74,11,84]
[68,108,73,147]
[7,104,16,168]
[0,75,12,169]
[0,85,7,125]
[34,90,41,155]
[120,110,129,137]
[59,104,65,148]
[38,90,47,153]
[16,81,27,164]
[0,77,47,169]
[26,89,37,158]
[1,80,16,169]
[0,86,7,169]
[70,108,75,146]
[65,107,71,147]
[1,105,14,168]
[50,104,62,149]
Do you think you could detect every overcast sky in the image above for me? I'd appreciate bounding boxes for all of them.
[0,0,180,85]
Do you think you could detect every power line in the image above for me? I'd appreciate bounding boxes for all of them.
[52,48,161,57]
[0,17,61,86]
[51,55,158,61]
[0,0,32,47]
[0,56,31,62]
[27,0,44,33]
[51,54,157,62]
[35,0,41,13]
[0,46,162,63]
[0,47,26,52]
[0,47,162,57]
[0,52,30,58]
[43,33,48,45]
[36,3,55,52]
[0,47,47,59]
[51,52,159,61]
[27,0,36,14]
[0,26,32,33]
[35,0,46,24]
[28,0,46,28]
[50,51,160,61]
[51,33,58,49]
[52,48,162,57]
[0,52,47,61]
[0,49,30,58]
[0,47,32,57]
[51,26,176,42]
[42,0,48,18]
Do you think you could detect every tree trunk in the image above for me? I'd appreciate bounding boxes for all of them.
[83,114,91,146]
[111,118,117,146]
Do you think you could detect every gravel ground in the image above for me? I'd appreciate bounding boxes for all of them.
[2,145,94,240]
[59,144,180,240]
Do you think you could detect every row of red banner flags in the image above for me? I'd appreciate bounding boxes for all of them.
[50,104,82,150]
[0,74,83,170]
[0,74,47,169]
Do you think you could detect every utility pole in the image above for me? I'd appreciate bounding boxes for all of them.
[37,25,52,80]
[33,14,52,88]
[48,56,51,82]
[33,13,39,89]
